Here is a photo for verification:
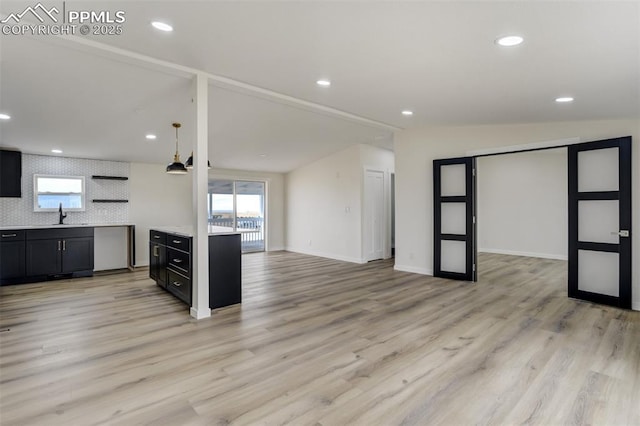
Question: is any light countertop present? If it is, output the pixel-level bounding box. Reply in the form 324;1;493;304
151;225;242;237
0;223;134;231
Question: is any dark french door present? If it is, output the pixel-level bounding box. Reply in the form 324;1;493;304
433;157;476;281
568;136;632;308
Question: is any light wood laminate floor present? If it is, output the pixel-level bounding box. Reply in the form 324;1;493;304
1;252;639;425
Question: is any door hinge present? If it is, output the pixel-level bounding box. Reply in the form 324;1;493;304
473;216;476;224
472;168;476;177
473;264;476;272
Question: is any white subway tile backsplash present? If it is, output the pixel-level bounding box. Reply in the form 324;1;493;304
0;154;130;226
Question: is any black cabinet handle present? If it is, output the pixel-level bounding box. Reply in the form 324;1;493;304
172;240;181;244
172;281;182;287
154;235;160;239
58;240;62;251
1;234;17;238
63;240;66;251
172;258;182;263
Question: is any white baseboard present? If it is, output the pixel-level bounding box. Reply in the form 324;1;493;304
394;264;433;276
285;246;366;264
479;248;567;261
267;246;285;252
633;299;640;312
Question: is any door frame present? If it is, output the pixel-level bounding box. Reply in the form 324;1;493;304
567;136;632;308
363;168;386;262
433;157;477;281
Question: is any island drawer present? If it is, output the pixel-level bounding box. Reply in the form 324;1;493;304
167;269;191;305
150;230;166;245
167;247;190;276
167;234;190;251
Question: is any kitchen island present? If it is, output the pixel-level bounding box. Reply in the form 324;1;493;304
149;227;241;310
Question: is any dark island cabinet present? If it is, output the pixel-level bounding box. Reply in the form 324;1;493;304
149;235;167;289
149;230;241;310
1;227;94;285
0;231;26;282
210;234;242;309
149;230;190;305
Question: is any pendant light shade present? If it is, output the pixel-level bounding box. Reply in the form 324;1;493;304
166;123;187;175
185;151;211;170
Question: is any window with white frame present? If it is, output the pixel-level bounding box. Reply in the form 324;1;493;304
33;175;86;212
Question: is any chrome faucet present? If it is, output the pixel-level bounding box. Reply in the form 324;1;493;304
58;203;67;225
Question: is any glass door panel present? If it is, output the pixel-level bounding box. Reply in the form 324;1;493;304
568;137;631;308
236;181;265;252
434;157;476;281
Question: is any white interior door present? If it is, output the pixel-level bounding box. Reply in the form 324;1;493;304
364;170;384;261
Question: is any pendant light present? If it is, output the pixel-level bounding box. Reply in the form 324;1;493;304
166;122;188;174
185;152;211;170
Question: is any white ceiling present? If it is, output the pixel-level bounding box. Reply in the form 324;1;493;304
1;1;638;172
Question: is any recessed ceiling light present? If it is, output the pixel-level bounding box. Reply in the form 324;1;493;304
555;97;574;103
0;113;10;120
496;35;524;47
151;21;173;32
51;149;63;154
401;110;413;116
316;79;331;87
259;154;268;158
145;134;157;140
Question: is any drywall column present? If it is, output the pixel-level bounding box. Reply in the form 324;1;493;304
191;72;211;320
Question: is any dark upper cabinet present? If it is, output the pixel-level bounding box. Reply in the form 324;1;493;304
0;150;22;198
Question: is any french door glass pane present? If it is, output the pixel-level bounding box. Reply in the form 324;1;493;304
440;164;466;196
578;250;619;297
578;148;619;192
441;240;466;273
578;200;619;244
236;181;265;252
209;180;234;232
441;203;466;235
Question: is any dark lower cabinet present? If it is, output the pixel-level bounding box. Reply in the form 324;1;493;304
26;229;94;278
26;239;61;276
1;227;94;285
0;231;26;282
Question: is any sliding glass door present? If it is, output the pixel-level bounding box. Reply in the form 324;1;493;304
209;180;265;252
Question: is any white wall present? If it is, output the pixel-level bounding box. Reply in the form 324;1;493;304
394;119;640;310
477;149;567;260
130;163;286;266
129;163;192;266
285;144;394;263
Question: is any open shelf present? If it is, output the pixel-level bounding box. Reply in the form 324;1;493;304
91;175;128;181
